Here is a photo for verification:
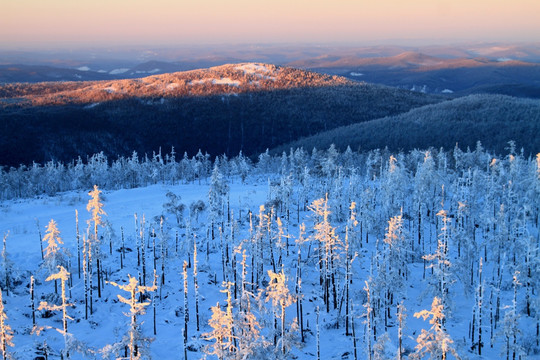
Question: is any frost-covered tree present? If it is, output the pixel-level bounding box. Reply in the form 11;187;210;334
381;154;409;219
413;297;459;360
397;302;406;360
500;272;525;360
204;301;235;360
383;210;408;290
309;196;342;312
0;233;13;296
0;288;14;360
162;191;185;225
364;280;374;360
256;149;272;174
209;162;229;240
108;275;157;360
37;266;76;359
204;281;237;360
423;209;454;314
266;269;296;356
189;200;206;223
87;185;107;298
41;220;68;293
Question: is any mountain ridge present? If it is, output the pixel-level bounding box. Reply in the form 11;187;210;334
287;51;539;70
0;63;354;107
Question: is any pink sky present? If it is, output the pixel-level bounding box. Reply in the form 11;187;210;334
2;0;540;48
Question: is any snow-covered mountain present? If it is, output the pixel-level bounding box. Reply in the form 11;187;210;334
0;63;352;107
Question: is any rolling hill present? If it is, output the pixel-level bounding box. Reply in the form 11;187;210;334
273;94;540;156
0;63;443;167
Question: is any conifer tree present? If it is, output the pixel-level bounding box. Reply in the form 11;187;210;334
204;301;235;360
109;274;157;360
1;233;12;296
38;266;73;359
309;196;341;312
424;208;454;314
75;210;81;278
295;223;306;342
83;233;90;319
364;280;373;360
42;220;68;293
413;297;459;360
501;272;524;360
236;257;265;359
0;288;14;360
209;162;229;241
87;185;106;298
266;269;296;356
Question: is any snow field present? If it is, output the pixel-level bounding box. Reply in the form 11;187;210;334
0;147;538;359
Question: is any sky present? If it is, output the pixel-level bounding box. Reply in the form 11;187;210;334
2;0;540;49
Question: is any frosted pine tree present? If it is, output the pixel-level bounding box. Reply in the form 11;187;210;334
209;162;229;241
87;185;107;298
500;272;524;360
382;210;408;303
0;233;12;296
37;266;79;358
108;275;157;360
309;196;342;312
363;280;374;360
424;208;454;315
266;269;296;356
204;281;237;359
41;219;68;294
413;297;459;360
204;302;235;360
397;302;406;360
0;288;14;360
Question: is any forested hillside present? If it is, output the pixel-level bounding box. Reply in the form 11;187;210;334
0;64;442;166
276;94;540;156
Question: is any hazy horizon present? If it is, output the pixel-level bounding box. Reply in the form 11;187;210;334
3;0;540;50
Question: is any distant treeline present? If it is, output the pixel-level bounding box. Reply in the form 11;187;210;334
0;141;536;200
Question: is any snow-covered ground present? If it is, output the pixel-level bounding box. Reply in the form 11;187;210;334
109;68;130;75
235;63;277;80
1;182;269;359
0;149;539;359
189;78;241;87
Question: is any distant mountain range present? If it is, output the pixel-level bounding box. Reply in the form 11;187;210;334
2;49;539;99
0;59;235;84
287;52;540;98
0;64;443;166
